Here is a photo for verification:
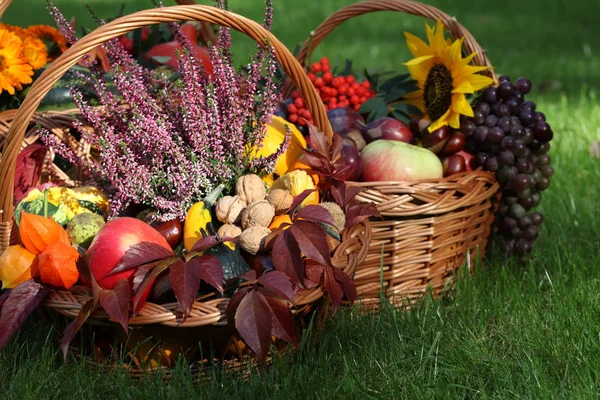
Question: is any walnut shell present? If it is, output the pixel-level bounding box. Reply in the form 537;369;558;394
217;224;242;239
267;189;293;215
241;200;275;230
239;226;271;255
215;195;246;224
235;174;266;204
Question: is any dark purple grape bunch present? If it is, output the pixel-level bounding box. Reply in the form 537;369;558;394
461;76;553;258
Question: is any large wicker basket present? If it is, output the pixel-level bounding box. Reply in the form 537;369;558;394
294;0;500;310
0;4;370;373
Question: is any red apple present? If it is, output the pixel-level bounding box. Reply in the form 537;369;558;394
360;140;443;182
327;107;365;133
87;217;172;290
364;117;413;143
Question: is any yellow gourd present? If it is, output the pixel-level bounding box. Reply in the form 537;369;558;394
248;115;307;177
183;185;224;252
270;170;319;207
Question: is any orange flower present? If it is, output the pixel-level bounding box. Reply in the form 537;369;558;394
0;29;33;95
27;25;68;61
22;35;48;69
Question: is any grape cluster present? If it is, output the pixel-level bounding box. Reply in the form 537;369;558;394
462;76;553;257
285;57;376;126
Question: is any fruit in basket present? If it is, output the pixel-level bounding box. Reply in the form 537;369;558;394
19;212;70;255
38;241;80;289
421;126;451;154
239;226;271;255
456;151;473;171
0;245;39;289
87;217;172;290
341;127;367;151
149;219;183;249
342;144;362;181
183;185;224;252
241;200;275;230
268;214;292;230
364;117;413;143
442;154;467;177
215;195;247;225
204;243;250;282
235;174;267;204
266;189;293;214
327;107;365;133
270;170;318;207
360;140;443;182
247;116;307;177
66;212;106;249
217;224;242;239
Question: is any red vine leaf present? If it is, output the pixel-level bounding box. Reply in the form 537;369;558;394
333;268;357;304
307;123;330;158
0;280;50;350
132;256;179;313
305;260;326;285
0;290;11;308
289;221;332;267
302;151;331;172
258;271;294;303
13;144;48;205
192;255;224;294
99;279;131;333
240;270;257;283
324;269;343;316
264;295;296;346
108;242;174;276
235;290;272;362
295;205;336;227
289;189;316;216
226;286;251;328
272;230;304;286
330;132;344;163
60;298;99;359
345;203;380;228
330;181;362;209
168;259;200;320
190;234;236;253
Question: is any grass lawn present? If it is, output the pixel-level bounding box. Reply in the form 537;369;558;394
2;0;600;398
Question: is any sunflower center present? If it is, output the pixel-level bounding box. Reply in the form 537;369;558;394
423;63;453;121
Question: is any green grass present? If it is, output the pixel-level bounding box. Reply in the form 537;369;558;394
2;0;600;398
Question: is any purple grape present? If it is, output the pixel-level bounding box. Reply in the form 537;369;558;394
534;142;550;155
499;150;515;166
498;75;511;83
488;127;505;144
517;238;533;254
514;174;531;191
534;112;546;122
517;188;531;200
522;101;536;111
473;110;486;125
519;110;534;126
511;227;524;238
485;156;499;171
522;128;534;145
510;125;525;138
483;87;497;103
533;121;553;142
538;154;550;166
541;165;554;177
502;217;518;230
536;177;550;191
498;117;512;133
498;82;515;100
485;115;499;128
509;204;526;219
501;136;515;150
515;78;532;94
497;104;511;118
475;152;488;167
462;120;476;136
503;239;516;254
474;126;489;143
513;140;527;157
523;225;538;240
516;159;530;173
531;192;541;207
505;98;520;111
477;103;491;116
504;166;518;181
520;196;534;209
530;212;544;225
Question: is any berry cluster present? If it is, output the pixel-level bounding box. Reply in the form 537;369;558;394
462;76;553;258
286;57;376;125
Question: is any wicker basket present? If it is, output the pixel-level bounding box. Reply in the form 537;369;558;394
0;4;370;372
293;0;500;310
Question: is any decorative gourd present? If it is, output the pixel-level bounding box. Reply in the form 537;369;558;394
248;115;307;177
268;214;292;230
203;243;250;282
183;185;224;252
270;170;319;207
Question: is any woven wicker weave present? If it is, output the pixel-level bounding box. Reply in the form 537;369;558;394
0;4;370;369
293;0;500;309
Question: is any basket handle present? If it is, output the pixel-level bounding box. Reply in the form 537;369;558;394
291;0;494;93
0;5;332;250
0;0;11;19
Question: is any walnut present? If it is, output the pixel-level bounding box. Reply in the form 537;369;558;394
217;224;242;239
318;202;346;233
241;200;275;230
239;226;271;255
215;195;246;224
235;174;266;204
267;189;293;214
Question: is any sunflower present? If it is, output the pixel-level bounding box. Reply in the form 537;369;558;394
403;20;494;132
0;29;34;95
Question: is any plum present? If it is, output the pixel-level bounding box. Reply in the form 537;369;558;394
364;117;413;143
342;144;362;181
327;107;365;133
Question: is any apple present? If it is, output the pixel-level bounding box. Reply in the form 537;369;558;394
360;140;443;182
327;107;365;133
364;117;413;143
87;217;172;290
342;144;362;181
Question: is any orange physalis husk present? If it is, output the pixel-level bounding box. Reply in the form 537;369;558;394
38;241;80;289
19;211;70;255
0;245;39;289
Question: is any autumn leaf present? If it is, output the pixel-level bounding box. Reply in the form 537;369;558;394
99;279;131;333
108;242;175;277
258;271;294;303
0;245;39;289
305;260;327;286
345;203;380;228
272;230;304;286
307;123;330;157
235;290;272;362
289;222;332;267
295;205;336;227
324;269;343;315
190;234;236;253
13;144;48;205
0;280;50;350
132;256;179;313
38;241;80;289
226;286;251;328
264;295;297;346
0;290;10;307
60;298;99;359
288;189;317;216
333;268;357;304
330;181;362;209
19;212;70;255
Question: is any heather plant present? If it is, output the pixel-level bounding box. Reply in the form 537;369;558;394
42;0;287;221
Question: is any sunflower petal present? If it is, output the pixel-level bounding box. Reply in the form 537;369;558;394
404;32;431;58
428;108;451;132
465;74;494;92
430;20;447;57
404;54;435;66
448;111;461;129
454;65;490;80
447;38;464;64
452;93;474;117
452;80;474;94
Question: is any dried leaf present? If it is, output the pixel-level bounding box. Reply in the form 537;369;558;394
235;290;272;362
333;268;357;304
108;242;175;277
226;286;251;328
0;245;39;289
289;222;332;267
60;298;98;359
133;257;179;313
264;295;297;346
38;241;80;289
258;271;294;303
13;144;48;205
19;212;70;255
272;230;304;286
99;279;131;333
324;269;343;316
0;280;50;350
288;189;316;216
295;205;336;227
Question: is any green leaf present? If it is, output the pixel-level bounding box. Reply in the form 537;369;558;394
358;96;387;114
